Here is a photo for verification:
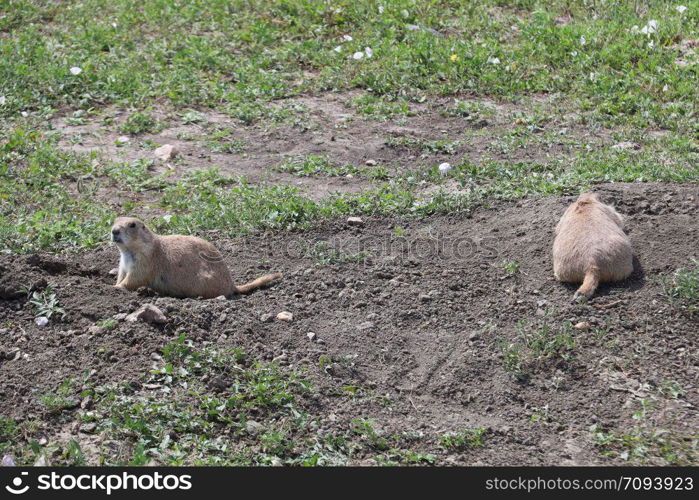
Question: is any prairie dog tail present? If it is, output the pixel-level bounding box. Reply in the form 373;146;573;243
574;267;599;302
233;273;282;294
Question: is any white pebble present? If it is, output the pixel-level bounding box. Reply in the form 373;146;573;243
438;162;452;174
277;311;293;322
154;144;179;161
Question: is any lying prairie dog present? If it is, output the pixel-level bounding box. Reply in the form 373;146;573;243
110;217;281;298
552;192;633;301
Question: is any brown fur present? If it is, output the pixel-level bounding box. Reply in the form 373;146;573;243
552;193;633;301
111;217;281;298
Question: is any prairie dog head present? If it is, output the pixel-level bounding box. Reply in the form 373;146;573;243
557;191;625;232
111;217;154;251
576;192;601;204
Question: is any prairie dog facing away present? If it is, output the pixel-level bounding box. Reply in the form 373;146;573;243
111;217;281;298
553;192;633;301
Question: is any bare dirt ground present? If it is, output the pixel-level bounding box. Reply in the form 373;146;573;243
53;92;608;200
1;181;697;465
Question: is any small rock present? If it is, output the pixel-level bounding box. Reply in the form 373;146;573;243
469;331;480;341
80;423;97;433
209;376;230;391
365;159;377;166
611;141;639;151
246;420;264;434
38;437;48;446
260;313;274;323
150;352;162;361
419;294;433;302
307;332;317;341
272;353;288;363
87;325;104;335
108;268;119;276
438;162;452;174
277;311;293;322
34;454;48;467
112;313;127;321
115;135;130;145
215;295;227;301
35;316;49;327
2;455;16;466
154;144;180;161
347;216;364;226
573;321;591;331
125;304;167;324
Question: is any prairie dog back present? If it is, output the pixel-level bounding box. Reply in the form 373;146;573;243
553;192;633;300
151;234;233;298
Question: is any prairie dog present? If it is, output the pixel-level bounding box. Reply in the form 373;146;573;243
111;217;281;299
552;192;633;301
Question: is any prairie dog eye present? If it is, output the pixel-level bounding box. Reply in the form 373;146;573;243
129;222;136;228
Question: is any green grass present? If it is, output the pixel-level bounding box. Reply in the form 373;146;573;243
2;120;697;254
27;284;66;319
118;110;164;135
96;318;119;331
274;154;358;177
307;240;371;266
590;399;699;465
386;135;460;155
0;416;18;455
501;260;521;276
39;378;78;415
1;1;698;254
440;99;494;122
1;334;480;465
350;94;415;121
662;259;699;318
205;128;247;154
500;316;577;381
439;428;487;450
1;1;697;131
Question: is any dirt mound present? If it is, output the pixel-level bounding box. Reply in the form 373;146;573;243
1;182;697;465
